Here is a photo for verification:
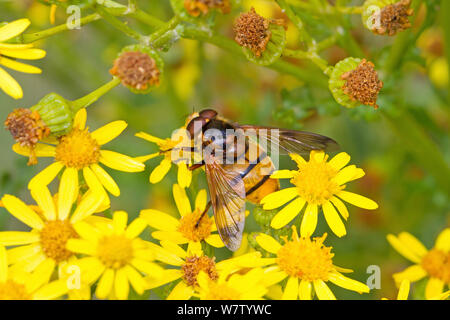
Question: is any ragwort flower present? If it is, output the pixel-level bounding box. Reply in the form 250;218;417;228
13;108;145;198
255;227;370;300
387;228;450;299
261;151;378;238
66;210;163;300
0;19;46;99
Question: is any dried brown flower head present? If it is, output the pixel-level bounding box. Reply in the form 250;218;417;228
341;59;383;109
234;8;285;57
184;0;231;17
110;51;160;91
5;108;50;165
372;0;414;36
181;255;219;287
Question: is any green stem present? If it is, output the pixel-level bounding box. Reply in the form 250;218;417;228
335;6;363;14
283;48;329;72
95;5;146;42
316;34;338;51
148;16;180;46
71;77;121;111
20;13;102;43
381;110;450;194
443;0;450;99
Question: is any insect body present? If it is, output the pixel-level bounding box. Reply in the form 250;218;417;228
185;109;338;251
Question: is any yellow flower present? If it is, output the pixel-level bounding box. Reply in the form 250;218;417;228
13;108;145;199
387;228;450;299
255;227;370;300
135;129;192;188
195;267;268;300
0;245;69;300
140;184;225;248
260;151;378;238
0;19;46;99
146;240;268;300
66;210;163;300
382;279;450;300
0;186;106;288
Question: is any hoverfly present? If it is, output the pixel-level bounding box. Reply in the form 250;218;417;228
183;109;338;251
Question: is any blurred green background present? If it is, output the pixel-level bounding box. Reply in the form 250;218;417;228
0;0;448;299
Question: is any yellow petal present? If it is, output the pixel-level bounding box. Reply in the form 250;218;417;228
270;170;296;179
1;194;44;230
173;184;191;217
329;196;349;220
100;150;145;172
90;164;120;197
160;240;187;259
300;203;318;237
177;162;192;188
32;280;68;300
0;56;41;74
28;258;55;293
6;244;41;265
167;281;194;300
282;276;298;300
30;187;56;221
113;211;128;234
134;153;160;163
12;143;55;158
140;209;179;231
397;280;410;300
0;19;30;42
322;201;347;238
0;246;7;282
83;166;105;196
328;152;350;170
131;259;163;278
298;279;312;300
195;189;207;212
289;153;306;166
205;234;225;248
328;272;370;294
124;265;145;295
28;162;64;190
338;191;378;210
425;277;444;300
58;168;79;220
149;158;172;183
334;165;365;185
69;191;105;223
435;228;450;251
145;269;182;289
270;197;305;229
313;279;336;300
73;108;86;129
0;66;22;99
387;234;422;263
66;239;96;256
255;233;281;254
135;132;166;145
0;231;40;246
114;268;129;300
72;221;101;242
125;218;147;239
261;187;298;210
91;121;127;145
398;232;428;258
151;230;187;244
393;264;427;283
0;48;46;60
96;269;115;299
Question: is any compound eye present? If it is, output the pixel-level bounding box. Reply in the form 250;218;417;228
199;109;218;120
186;116;206;136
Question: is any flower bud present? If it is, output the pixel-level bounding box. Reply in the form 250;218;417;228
110;45;163;94
233;7;286;66
362;0;413;36
31;92;74;135
253;206;278;228
329;57;383;109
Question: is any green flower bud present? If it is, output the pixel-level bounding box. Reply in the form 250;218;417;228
328;57;383;109
253;206;278;228
110;45;164;94
234;8;286;66
362;0;413;36
31;93;74;136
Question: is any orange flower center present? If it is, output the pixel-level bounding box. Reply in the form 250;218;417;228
0;280;31;300
55;128;100;169
182;255;219;287
97;235;133;269
177;209;213;242
277;234;334;281
291;156;342;205
40;220;78;263
421;249;450;284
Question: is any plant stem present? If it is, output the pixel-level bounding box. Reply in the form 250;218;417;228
335;6;363;14
283;49;329;72
71;77;121;111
